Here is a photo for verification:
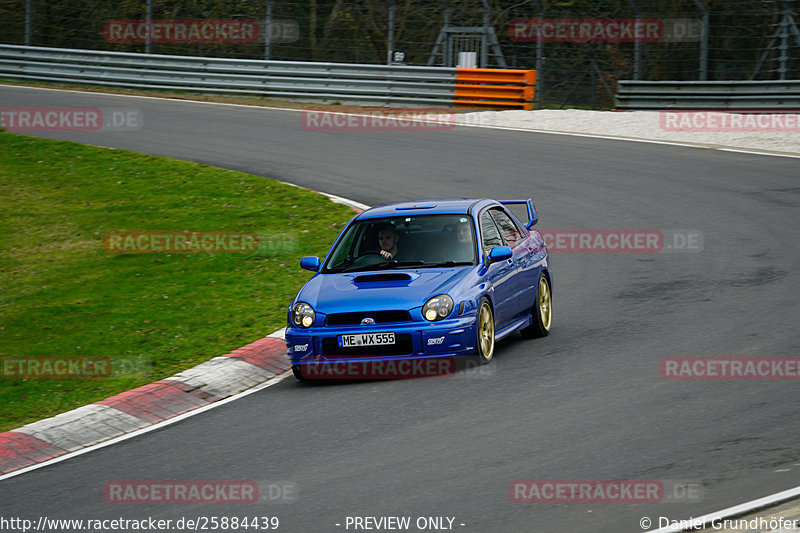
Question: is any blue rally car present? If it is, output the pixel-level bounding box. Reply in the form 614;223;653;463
285;198;551;380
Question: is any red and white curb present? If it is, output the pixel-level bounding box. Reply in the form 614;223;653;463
0;330;289;476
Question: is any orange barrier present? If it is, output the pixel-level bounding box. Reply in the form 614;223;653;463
455;68;536;110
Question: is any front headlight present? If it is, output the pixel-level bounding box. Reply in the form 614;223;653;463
291;302;316;328
423;294;454;321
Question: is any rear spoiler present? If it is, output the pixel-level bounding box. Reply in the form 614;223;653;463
500;198;538;229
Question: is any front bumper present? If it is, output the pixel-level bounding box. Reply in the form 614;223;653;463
285;315;478;365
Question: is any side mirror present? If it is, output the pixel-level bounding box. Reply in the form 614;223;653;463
488;246;512;263
300;256;321;272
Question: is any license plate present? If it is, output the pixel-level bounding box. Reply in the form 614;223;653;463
338;332;395;347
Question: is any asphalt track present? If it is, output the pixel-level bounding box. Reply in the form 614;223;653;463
1;85;798;533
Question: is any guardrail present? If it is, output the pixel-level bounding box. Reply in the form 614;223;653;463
0;44;456;106
0;44;537;109
616;80;800;109
455;68;536;110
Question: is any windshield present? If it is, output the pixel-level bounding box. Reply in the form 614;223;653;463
322;214;477;273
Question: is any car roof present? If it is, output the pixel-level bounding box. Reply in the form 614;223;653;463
357;198;497;219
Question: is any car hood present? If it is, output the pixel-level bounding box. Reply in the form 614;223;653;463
296;268;472;314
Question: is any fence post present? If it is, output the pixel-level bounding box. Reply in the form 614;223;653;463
778;1;790;80
692;0;709;80
480;0;489;67
531;0;544;108
25;0;32;46
387;0;395;65
443;0;452;67
265;0;273;60
626;0;642;80
145;0;152;54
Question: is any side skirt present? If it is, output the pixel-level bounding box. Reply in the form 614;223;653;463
495;316;532;341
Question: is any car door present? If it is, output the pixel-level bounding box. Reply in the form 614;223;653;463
479;209;517;328
489;208;537;321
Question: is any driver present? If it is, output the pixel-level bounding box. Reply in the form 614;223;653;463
450;220;475;263
378;224;404;260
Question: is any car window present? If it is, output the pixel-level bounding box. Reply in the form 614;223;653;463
328;227;357;265
480;210;503;253
489;208;526;250
322;214;477;272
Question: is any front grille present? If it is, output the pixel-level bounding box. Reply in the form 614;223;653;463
322;334;414;357
326;310;412;326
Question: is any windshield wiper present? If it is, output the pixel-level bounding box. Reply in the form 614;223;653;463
423;261;474;267
340;262;388;273
389;261;426;268
340;260;426;273
336;260;468;273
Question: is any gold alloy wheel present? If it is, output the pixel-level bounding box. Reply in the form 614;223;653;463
538;276;552;331
478;301;495;360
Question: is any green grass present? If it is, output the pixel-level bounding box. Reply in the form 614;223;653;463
0;133;356;432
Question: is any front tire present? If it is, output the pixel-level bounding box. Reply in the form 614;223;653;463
291;365;307;381
474;297;495;365
521;272;552;338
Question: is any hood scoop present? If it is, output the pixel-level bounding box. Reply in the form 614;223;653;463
353;273;413;283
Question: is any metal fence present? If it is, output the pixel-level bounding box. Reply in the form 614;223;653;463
0;44;457;105
1;0;798;109
615;80;800;109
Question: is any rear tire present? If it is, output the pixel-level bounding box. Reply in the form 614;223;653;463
474;297;495;365
520;272;552;339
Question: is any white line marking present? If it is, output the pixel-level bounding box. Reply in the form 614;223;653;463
718;147;800;159
267;328;286;339
276;180;370;212
318;192;370;212
0;371;293;481
2;83;798;159
650;484;800;532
